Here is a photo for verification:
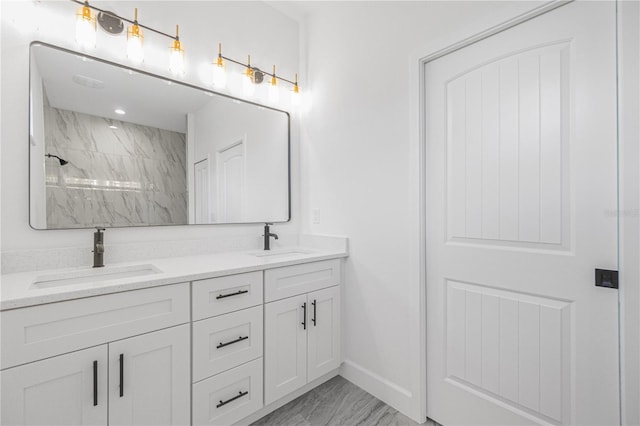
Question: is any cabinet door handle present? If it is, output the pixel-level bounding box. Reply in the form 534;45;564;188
312;299;317;326
216;390;249;408
216;290;249;300
217;335;249;349
93;360;98;406
301;302;307;330
119;353;124;397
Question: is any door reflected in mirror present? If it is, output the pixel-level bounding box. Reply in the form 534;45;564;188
29;42;290;229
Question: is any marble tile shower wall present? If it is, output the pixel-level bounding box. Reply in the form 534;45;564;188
44;107;187;228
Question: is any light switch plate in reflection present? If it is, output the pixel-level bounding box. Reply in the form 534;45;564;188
312;208;320;224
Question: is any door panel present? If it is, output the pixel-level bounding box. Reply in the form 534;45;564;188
264;294;308;405
426;2;618;425
307;286;341;382
0;346;108;426
108;325;190;426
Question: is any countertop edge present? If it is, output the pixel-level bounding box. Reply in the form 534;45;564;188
0;251;348;311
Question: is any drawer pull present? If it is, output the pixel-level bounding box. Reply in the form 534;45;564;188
216;390;249;408
93;360;98;406
216;335;249;349
216;290;249;300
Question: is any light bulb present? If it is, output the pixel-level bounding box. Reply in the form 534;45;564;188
75;3;96;49
169;46;184;76
169;26;184;77
268;65;279;103
213;44;227;88
127;9;144;64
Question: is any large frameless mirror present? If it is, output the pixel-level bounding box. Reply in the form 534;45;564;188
29;42;290;229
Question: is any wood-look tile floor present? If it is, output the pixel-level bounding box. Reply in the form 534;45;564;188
251;376;439;426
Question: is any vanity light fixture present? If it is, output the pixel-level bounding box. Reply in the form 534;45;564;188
71;1;184;72
169;25;185;76
75;0;96;50
126;8;144;64
212;47;300;104
67;1;301;104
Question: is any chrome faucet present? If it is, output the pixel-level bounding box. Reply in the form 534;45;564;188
263;223;279;250
93;227;105;268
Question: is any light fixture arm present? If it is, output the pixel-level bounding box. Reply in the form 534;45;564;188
218;54;297;86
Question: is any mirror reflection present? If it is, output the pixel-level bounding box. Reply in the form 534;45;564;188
29;43;290;230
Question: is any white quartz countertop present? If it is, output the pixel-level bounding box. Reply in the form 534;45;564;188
0;246;348;311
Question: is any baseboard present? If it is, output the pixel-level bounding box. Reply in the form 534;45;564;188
236;369;340;425
340;359;423;423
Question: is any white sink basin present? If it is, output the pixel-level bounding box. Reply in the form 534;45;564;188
32;264;162;289
251;249;313;259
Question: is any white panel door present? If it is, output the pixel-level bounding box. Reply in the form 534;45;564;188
264;294;308;405
1;346;108;426
216;141;245;222
307;286;341;382
425;2;618;425
108;325;190;426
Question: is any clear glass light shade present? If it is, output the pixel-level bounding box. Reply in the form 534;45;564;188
291;87;301;106
75;6;96;49
242;73;255;97
213;63;227;88
127;25;144;64
169;41;184;76
268;83;279;103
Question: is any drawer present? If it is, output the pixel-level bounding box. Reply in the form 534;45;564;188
264;259;341;302
193;305;263;381
192;358;263;426
192;271;263;320
1;283;190;370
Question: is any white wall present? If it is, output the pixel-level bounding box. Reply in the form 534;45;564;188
1;0;300;271
299;1;578;421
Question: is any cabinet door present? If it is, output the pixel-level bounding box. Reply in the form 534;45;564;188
108;325;190;426
0;346;108;426
264;294;308;405
307;286;341;382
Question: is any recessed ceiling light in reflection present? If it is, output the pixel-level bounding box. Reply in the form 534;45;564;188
109;125;118;129
114;109;126;115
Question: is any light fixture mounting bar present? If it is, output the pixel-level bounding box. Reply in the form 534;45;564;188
219;54;297;86
70;0;177;41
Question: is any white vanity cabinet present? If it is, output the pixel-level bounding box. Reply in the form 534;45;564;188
0;283;191;426
264;261;341;405
0;251;347;426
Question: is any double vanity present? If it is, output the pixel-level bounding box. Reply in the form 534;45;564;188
0;241;347;425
